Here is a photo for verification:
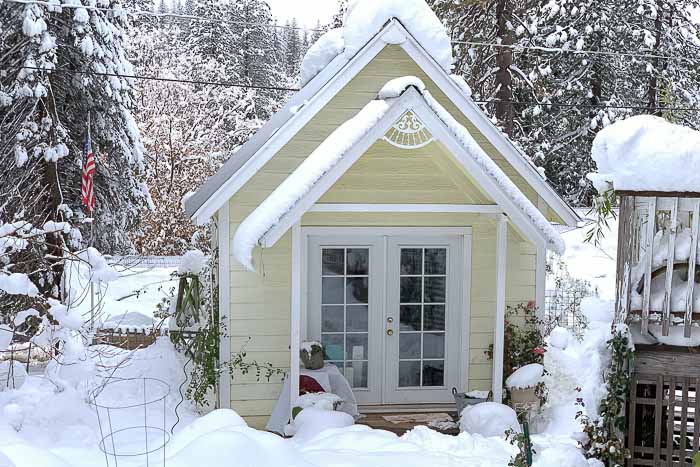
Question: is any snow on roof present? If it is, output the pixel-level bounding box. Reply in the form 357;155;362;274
232;77;565;270
299;0;453;87
589;115;700;194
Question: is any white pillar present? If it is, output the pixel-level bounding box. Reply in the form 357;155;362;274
492;215;508;403
218;206;231;409
289;222;302;419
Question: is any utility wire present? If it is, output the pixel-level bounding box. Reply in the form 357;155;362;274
6;0;700;63
10;65;300;92
6;65;700;113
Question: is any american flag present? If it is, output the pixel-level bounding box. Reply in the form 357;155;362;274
81;133;96;214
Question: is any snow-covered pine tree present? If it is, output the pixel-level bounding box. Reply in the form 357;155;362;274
284;19;302;77
331;0;348;29
0;0;150;261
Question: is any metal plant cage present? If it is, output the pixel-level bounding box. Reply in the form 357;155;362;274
90;377;171;467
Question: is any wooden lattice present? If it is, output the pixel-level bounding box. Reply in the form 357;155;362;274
627;347;700;466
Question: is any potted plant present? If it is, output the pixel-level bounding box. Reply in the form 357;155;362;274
300;341;324;370
506;363;544;409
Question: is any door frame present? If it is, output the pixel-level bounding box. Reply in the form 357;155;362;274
301;226;472;405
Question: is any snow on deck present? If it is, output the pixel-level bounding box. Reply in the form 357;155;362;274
589;115;700;193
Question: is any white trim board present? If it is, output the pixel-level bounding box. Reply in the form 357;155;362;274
310;204;502;214
217;205;231;409
187;19;578;228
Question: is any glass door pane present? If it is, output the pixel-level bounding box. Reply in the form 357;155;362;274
398;247;447;387
320;247;370;388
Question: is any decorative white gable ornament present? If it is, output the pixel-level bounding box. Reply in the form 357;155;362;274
383;110;434;149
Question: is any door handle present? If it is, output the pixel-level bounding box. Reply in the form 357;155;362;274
386;329;394;336
387;317;394;324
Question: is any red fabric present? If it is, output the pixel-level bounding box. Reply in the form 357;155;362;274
299;375;325;395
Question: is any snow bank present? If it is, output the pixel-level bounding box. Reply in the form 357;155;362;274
300;28;344;87
343;0;453;72
589;115;700;193
299;0;453;87
506;363;544;390
460;402;520;437
233;99;391;270
548;327;571;350
285;407;354;442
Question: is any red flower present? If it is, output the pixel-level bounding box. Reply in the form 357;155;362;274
533;347;545;356
527;300;536;310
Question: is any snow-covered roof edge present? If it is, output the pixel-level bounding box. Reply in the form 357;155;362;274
185;19;578;228
233;78;564;270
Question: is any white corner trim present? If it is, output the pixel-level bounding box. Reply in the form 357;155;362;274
536;245;547;315
492;215;508;403
289;222;302;418
460;232;473;392
217;205;231;409
310;203;502;214
381;20;407;45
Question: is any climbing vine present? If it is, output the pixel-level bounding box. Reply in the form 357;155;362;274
577;329;632;467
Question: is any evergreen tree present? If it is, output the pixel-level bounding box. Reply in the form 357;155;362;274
284;19;302;76
0;0;150;260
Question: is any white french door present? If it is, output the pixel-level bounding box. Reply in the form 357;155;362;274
306;229;470;406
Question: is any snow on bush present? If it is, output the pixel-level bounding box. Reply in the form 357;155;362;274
343;0;453;72
178;249;207;275
588;115;700;193
541;297;614;435
300;28;344;87
505;363;544;389
533;444;590;467
459;402;520;437
296;392;343;411
285;407;354;442
75;247;120;283
548;326;571;350
0;273;38;297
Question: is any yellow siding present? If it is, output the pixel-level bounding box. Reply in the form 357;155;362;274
224;44;542;424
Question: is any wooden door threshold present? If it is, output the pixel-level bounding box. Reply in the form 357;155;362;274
359;403;457;414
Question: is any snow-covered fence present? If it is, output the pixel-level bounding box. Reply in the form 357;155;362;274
106;255;182;269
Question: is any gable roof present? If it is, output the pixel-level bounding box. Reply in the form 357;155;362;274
185;19;579;227
233;81;565;270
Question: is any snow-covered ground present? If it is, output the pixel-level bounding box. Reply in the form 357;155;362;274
64;260;178;331
0;215;616;467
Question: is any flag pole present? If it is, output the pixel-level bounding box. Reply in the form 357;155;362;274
87;111;96;332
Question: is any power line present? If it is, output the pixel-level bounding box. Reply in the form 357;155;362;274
11;65;299;92
6;0;700;64
451;40;698;63
7;65;700;113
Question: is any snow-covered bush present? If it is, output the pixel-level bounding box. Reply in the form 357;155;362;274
460;402;520;437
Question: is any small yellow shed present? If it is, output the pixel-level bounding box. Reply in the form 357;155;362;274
186;4;578;429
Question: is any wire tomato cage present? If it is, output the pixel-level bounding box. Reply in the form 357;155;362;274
89;377;171;467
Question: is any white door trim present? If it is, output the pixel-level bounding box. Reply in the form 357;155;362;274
301;226;472;405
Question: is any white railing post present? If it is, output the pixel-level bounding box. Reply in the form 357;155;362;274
641;198;657;336
662;198;679;336
685;200;700;338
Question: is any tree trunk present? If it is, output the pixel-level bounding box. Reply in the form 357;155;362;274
494;0;515;135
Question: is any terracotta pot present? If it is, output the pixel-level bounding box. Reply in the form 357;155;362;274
509;387;539;406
